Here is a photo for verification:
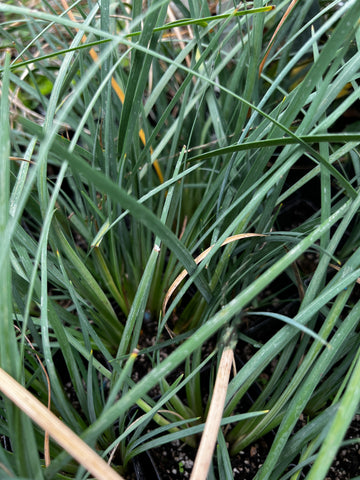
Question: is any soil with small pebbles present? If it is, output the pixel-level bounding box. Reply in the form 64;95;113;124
128;416;360;479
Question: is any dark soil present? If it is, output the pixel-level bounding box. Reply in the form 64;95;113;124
127;413;360;479
229;415;360;480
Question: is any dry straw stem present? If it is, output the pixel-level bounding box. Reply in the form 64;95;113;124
0;367;125;480
166;3;193;69
162;233;266;316
259;0;299;76
190;347;234;480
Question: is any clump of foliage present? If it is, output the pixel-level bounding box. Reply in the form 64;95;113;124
0;0;360;479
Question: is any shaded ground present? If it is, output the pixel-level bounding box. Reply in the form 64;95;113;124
129;413;360;479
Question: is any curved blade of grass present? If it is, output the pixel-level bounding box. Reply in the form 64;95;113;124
189;133;358;199
188;134;360;162
125;5;276;36
278;140;359;206
246;312;329;347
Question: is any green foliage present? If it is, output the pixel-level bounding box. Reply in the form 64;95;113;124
1;0;360;478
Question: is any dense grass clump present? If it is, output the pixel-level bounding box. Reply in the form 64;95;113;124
0;1;360;478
